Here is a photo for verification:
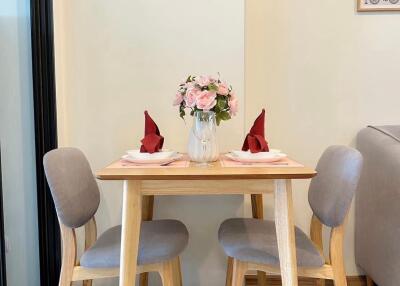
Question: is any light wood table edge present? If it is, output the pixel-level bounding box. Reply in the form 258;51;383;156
95;159;316;181
96;172;316;181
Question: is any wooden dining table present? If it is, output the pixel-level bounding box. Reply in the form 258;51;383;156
96;157;316;286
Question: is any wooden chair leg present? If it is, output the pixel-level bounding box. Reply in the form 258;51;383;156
172;257;183;286
330;226;347;286
59;258;74;286
59;224;76;286
83;218;97;286
159;260;174;286
232;259;247;286
226;257;233;286
366;276;374;286
331;259;347;285
311;215;325;286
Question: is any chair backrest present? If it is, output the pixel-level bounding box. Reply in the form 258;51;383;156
308;145;363;228
43;148;100;228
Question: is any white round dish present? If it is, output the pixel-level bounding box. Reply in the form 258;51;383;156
121;153;183;164
126;149;176;160
230;149;282;160
225;152;287;163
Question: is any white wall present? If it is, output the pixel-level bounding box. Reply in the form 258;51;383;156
54;1;244;285
0;0;40;285
246;0;400;275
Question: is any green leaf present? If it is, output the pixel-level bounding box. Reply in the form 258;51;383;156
215;110;231;126
216;115;222;126
179;105;186;119
208;83;218;92
217;97;227;110
219;111;231;121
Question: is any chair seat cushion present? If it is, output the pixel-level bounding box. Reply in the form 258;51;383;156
218;218;324;268
80;219;188;268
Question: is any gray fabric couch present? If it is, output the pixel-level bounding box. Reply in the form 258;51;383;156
356;125;400;286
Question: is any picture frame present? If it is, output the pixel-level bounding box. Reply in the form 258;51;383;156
358;0;400;12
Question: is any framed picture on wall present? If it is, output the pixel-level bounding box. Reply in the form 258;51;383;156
358;0;400;11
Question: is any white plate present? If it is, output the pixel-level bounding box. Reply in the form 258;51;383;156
121;153;183;164
225;152;287;163
126;149;176;160
230;149;282;160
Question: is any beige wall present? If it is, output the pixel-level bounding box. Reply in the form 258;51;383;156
246;0;400;275
54;1;244;285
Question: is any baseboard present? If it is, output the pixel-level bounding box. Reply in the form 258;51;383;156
245;275;367;286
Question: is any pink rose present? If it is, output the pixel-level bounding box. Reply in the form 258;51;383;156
195;75;215;87
196;91;217;110
185;81;195;89
173;92;184;106
228;93;238;116
184;87;201;108
217;82;229;95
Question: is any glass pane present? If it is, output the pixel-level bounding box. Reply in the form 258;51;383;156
0;0;40;285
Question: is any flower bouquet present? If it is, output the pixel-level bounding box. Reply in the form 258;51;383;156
173;74;238;164
173;75;238;125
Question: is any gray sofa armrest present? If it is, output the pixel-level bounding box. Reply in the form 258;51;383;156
356;125;400;286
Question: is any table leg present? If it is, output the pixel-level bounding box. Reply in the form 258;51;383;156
274;179;298;286
140;196;154;286
120;180;142;286
250;194;268;286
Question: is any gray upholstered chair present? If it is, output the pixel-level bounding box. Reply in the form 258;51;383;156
218;145;363;286
43;147;188;286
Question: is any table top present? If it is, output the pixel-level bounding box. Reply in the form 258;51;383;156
96;158;317;181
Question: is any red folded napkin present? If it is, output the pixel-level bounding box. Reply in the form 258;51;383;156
242;109;269;153
140;111;164;153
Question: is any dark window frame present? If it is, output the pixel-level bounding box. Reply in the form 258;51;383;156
30;0;61;285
